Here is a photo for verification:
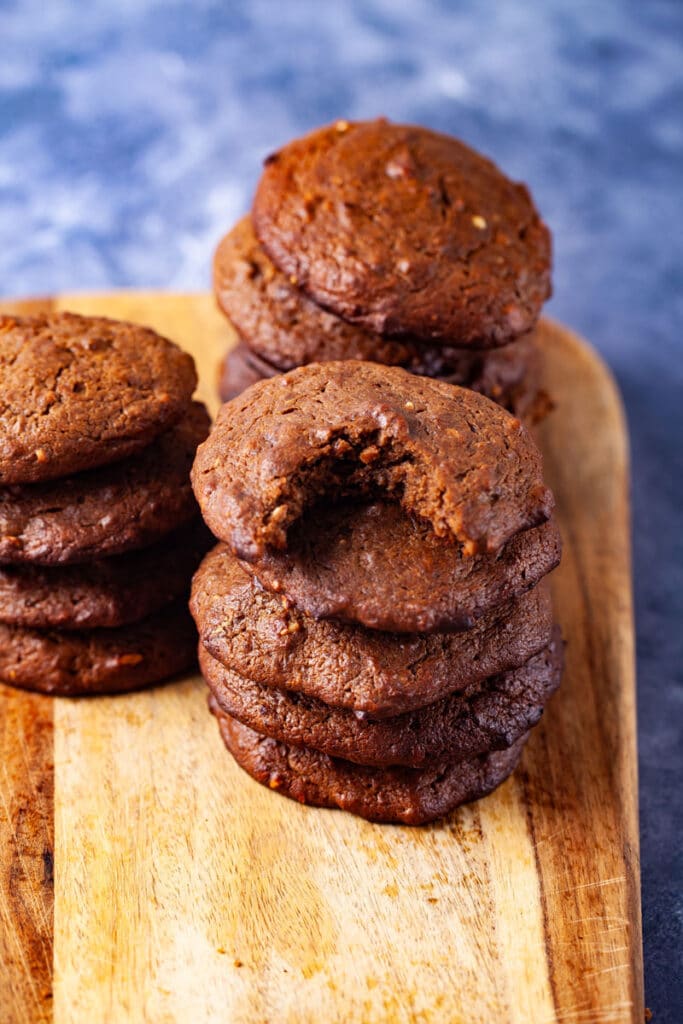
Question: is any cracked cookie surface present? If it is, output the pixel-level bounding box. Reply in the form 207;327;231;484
215;217;540;403
0;518;211;629
253;119;551;347
215;216;420;369
0;312;197;483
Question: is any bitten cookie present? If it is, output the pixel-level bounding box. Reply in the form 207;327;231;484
253;119;551;347
213;708;527;825
202;631;562;768
0;312;197;484
0;600;197;696
0;401;210;565
244;499;561;633
191;545;554;717
192;361;553;560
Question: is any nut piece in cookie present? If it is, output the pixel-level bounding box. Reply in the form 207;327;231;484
0;600;197;696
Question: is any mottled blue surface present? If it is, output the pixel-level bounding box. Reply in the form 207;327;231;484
0;0;681;1015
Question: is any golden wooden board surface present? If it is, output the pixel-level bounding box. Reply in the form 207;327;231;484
0;293;642;1024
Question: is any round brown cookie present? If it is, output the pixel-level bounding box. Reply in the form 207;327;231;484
201;630;562;769
245;500;561;633
252;119;551;347
192;544;556;716
215;217;542;397
217;334;541;420
0;518;212;630
0;600;197;696
0;312;197;484
214;217;419;370
212;707;527;825
0;401;210;565
192;361;554;561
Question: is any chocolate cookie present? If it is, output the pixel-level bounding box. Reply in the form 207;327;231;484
245;500;561;633
192;361;553;560
214;217;419;370
0;600;197;696
217;335;541;420
202;631;562;768
191;545;554;717
0;401;210;565
0;312;197;484
252;119;551;347
213;708;527;825
0;519;211;630
215;218;542;399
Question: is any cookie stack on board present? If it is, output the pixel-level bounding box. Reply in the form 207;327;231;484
0;312;211;696
214;118;552;419
191;360;562;825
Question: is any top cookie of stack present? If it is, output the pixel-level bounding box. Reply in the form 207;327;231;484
215;118;552;417
0;312;211;695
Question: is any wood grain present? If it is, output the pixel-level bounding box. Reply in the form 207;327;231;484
0;294;642;1023
0;687;54;1024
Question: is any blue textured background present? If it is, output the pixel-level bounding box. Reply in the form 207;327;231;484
0;0;681;1016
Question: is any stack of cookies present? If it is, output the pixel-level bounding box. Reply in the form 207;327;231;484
191;361;562;825
214;119;552;419
0;312;211;696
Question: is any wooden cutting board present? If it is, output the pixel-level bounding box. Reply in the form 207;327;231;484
0;293;643;1024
